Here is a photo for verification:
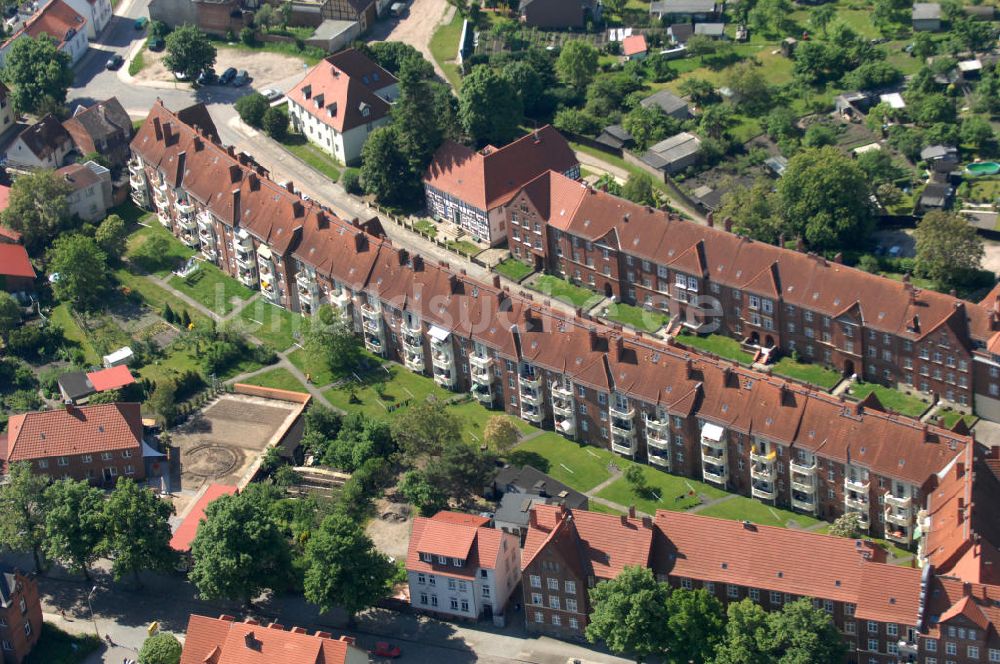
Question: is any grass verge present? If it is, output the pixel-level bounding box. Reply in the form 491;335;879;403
168;262;255;316
279;133;341;182
677;331;755;365
129;43;146;76
771;357;842;390
429;11;465;89
848;383;929;419
495;258;534;283
528;274;603;309
697;495;820;529
241;367;308;392
236;300;306;351
603;302;669;333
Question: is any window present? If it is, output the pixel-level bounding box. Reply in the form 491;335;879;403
57;456;68;466
417;573;425;585
988;648;1000;662
748;588;760;602
122;449;132;458
547;577;559;590
868;639;878;652
968;646;980;659
925;639;937;652
566;598;578;612
530;575;541;588
569;618;579;630
38;459;49;469
770;591;781;605
420;593;428;604
101;452;112;461
82;454;92;463
705;581;715;594
549;596;560;610
447;579;456;591
461;600;469;612
1;641;11;651
824;599;833;614
453;558;463;567
681;578;693;589
947;642;958;656
458;581;466;592
23;621;31;637
531;593;542;605
565;580;576;594
428;575;436;586
551;614;561;627
534;611;544;623
727;584;739;598
845;603;856;617
19;598;26;614
482;586;490;598
845;621;856;635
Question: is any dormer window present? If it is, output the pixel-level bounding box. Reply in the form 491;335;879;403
419;552;432;563
452;558;464;567
437;555;448;565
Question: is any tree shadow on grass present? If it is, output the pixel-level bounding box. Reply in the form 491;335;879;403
506;450;550;473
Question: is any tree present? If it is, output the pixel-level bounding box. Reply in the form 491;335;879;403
915;211;985;288
723;61;771;113
163;24;217;80
101;478;176;588
48;235;111;311
621;173;657;207
556;40;599;92
261;106;288;140
0;462;49;572
766;598;847;663
961;115;994;150
1;170;72;253
398;469;449;515
458;66;523;147
0;35;74;115
586;566;671;662
394;56;454;171
502;60;548;117
189;485;292;605
425;442;496;503
699;104;736;140
0;292;21;342
138;632;182;664
624;464;649;497
360;126;421;206
665;587;725;664
719;178;781;244
762;107;798;141
553;108;601;136
712;599;773;664
43;480;105;580
235;92;269;128
827;512;863;538
802;123;837;148
808;4;835;36
678;77;717;107
603;0;625;18
303;511;394;623
913;94;956;126
483;415;520;455
623;105;678;151
748;0;793;37
95;214;127;260
304;304;362;375
254;3;274;30
775;147;874;250
845;61;902;91
912;31;937;60
390;401;461;458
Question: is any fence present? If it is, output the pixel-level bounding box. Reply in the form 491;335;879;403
366;201;489;263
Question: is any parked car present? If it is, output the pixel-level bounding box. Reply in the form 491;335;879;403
173;70;189;81
133;16;147;29
105;54;124;70
371;642;401;658
148;36;164;51
218;67;237;85
231;69;251;86
389;2;406;16
260;88;282;102
196;69;217;85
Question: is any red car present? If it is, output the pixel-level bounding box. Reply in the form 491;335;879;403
371;642;401;658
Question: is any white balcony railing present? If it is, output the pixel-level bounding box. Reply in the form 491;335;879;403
789;460;817;476
648;450;670;467
791;496;817;513
611;435;637;456
609;404;635;420
845;495;869;511
703;466;727;485
790;478;815;494
845;477;870;493
701;446;726;465
521;405;544;423
751;483;776;501
750;463;775;482
550;381;573;399
885;508;912;527
470;353;491;370
520;373;542;390
884;493;912;509
432;352;454;371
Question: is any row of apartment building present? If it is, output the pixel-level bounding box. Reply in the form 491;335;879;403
127;101;982;549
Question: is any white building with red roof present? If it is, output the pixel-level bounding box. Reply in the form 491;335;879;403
286;48;398;166
180;614;368;664
406;511;521;623
0;243;35;295
0;0;89;66
63;0;112;39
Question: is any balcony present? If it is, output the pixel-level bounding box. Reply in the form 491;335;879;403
845;477;870;493
237;269;257;288
261;281;280;303
611;434;637;456
128;160;143;176
197;212;214;230
701;445;726;465
363;318;382;335
609;403;635;420
550;381;573;400
551;395;574;417
791;495;817;513
884;493;912;509
790;478;815;494
365;335;384;356
885;508;912;527
647;431;670;449
177;214;196;231
750;463;775;482
844;494;869;511
645;416;670;436
361;302;380;320
470;353;491;370
703;465;727;485
129;172;146;190
432;351;454;371
610;420;634;438
648;448;670;468
790;460;817;476
750;449;776;465
520;373;542;390
886;529;912;545
520;387;543;406
176;199;195;215
402;329;423;352
521;404;544;424
897;640;918;658
751;482;776;501
433;366;455;388
331;289;352;309
235;249;253;269
554;413;575;437
201;246;217;261
199;227;216;244
157;212;172;227
179;231;199;248
403;348;425;372
472;384;495;404
297;285;314;306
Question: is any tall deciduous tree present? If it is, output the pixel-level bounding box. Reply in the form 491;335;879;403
394;55;454;171
360;126;420;205
390;401;462;459
48;235;111;311
138;632;182;664
711;598;773;664
304;303;362;376
189;484;292;605
621;173;657;207
766;598;847;663
303;511;394;623
0;462;49;572
586;566;671;662
43;479;106;580
827;512;863;538
556;40;599;92
0;292;21;342
0;35;74;115
458;66;523;147
101;478;176;588
483;416;520;455
1;170;72;253
914;211;984;289
664;587;725;664
163;24;217;80
95;214;128;261
234;93;269;128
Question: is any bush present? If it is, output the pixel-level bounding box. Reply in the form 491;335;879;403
235;93;269;128
262;106;288;140
240;27;255;45
341;168;362;195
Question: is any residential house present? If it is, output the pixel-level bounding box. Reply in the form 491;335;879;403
4;114;74;171
170;484;238;567
0;84;15;137
641;131;702;175
922;144;960;183
488;465;589;509
423;126;579;245
918;182;953;213
913;2;942;31
406;512;521;623
693;22;725;38
595;124;634;151
286;48;398;165
0;568;41;664
519;0;595;28
63;0;112;38
666;22;694;44
649;0;719;22
0;244;34;295
622;34;647;60
56;160;113;221
639;90;692;119
835;91;876;119
62;98;134;169
1;403;146;485
0;0;89;67
57;365;136;404
179;614;368;664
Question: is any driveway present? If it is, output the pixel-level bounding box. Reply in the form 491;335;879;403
369;0;453;81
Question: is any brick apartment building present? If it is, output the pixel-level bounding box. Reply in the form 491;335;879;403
180;614;368;664
502;170;1000;420
522;504;1000;664
1;403;146;486
129;103;978;544
0;568;41;664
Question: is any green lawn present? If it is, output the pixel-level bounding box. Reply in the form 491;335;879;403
236;300;306;351
495;258;534;282
848;383;929;419
697;496;821;529
241;367;308;393
323;364;452;419
280;133;341;182
429;11;465;89
446;399;533;445
511;432;614;493
589;501;625;515
114;269;210;328
413;219;438;238
287;347;337;387
25;623;100;664
447;239;482;256
571;142;677;199
216;40;326;66
126;221;195;277
168;262;255;316
936;408;977;430
129;42;146;75
603;302;670;333
528;274;603;309
596;466;728;516
771;357;842;390
50;303;100;366
677;332;755;365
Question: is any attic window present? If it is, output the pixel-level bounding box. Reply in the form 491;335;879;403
776;571;784;578
742;379;754;390
878;312;886;319
668;249;675;257
859;447;866;454
98;425;104;433
665;385;672;393
812;292;819;300
720;562;728;569
835;580;841;587
372;72;380;81
765;417;773;425
889;597;896;605
721;404;728;412
735;270;741;278
809;430;815;438
531;341;538;349
376;277;383;285
833;298;840;306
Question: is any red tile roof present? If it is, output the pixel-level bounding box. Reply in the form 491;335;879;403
287;49;394;133
85;365;135;392
923;577;1000;644
169;484;237;553
623;34;647;56
407;512;500;580
523;504;654;580
423;126;578;212
180;614;361;664
0;243;34;278
3;403;142;463
21;0;86;46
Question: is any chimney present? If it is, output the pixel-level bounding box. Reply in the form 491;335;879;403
620;514;628;526
956;461;965;479
529;508;538;528
162;121;173;144
623;212;630;223
628;505;636;518
589;327;599;350
950;289;957;297
229;164;242;183
354;233;367;252
339;636;356;646
706;211;714;227
833;252;843;264
153;116;163;141
492;275;500;288
533;130;540;144
723;217;732;232
244;618;260;625
439;260;450;269
641;516;652;529
193;135;204;151
316;211;328;228
244;632;261;651
292;200;304;218
219;615;236;622
285;180;295;193
248;172;260;191
291;627;307;634
267;623;285;630
413;255;424;272
316;631;332;639
398;248;409;265
227;145;236;158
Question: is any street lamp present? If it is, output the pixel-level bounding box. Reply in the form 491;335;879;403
86;585;101;640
